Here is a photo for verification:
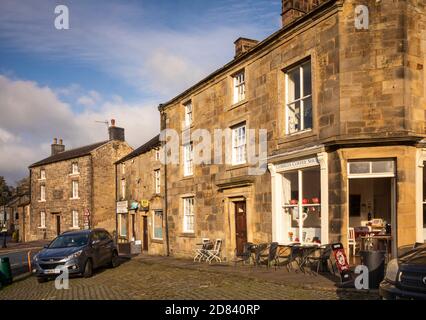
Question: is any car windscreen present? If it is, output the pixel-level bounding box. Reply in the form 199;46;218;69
49;233;89;248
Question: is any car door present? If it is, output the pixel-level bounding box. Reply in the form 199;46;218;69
90;231;102;268
99;231;114;265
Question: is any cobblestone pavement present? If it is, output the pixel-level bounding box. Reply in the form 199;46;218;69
0;257;379;300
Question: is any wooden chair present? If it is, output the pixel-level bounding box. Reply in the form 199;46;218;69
348;227;357;257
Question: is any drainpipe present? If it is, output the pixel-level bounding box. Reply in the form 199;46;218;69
160;108;170;256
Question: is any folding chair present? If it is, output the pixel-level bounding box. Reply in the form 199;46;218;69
206;239;222;264
257;242;279;270
233;242;254;267
193;238;211;262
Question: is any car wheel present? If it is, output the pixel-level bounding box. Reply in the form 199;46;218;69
109;251;119;268
83;259;93;278
37;277;48;283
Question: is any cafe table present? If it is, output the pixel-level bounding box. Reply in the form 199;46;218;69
360;234;392;263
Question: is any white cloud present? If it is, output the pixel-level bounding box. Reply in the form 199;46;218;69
0;75;159;185
77;90;102;107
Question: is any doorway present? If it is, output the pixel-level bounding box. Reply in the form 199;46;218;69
56;215;61;236
142;216;148;251
234;201;247;256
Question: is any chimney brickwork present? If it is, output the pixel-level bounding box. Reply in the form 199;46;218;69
108;119;125;141
234;38;259;58
51;138;65;156
281;0;327;27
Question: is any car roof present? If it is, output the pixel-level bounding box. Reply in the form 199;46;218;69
61;228;108;236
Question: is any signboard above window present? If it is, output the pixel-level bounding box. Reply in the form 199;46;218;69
348;160;395;178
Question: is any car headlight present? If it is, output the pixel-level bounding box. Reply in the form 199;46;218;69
33;254;39;262
385;258;399;283
65;250;83;261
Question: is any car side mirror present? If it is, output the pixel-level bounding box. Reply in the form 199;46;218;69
43;245;49;249
91;240;100;246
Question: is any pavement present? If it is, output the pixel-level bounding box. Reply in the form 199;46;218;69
0;254;380;300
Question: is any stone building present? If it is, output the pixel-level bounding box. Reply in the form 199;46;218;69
115;135;166;255
28;120;133;240
4;191;29;242
158;0;426;260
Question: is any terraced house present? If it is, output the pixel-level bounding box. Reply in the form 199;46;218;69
159;0;426;261
115;135;166;255
28;120;132;240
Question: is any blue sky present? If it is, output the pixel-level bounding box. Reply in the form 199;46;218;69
0;0;281;184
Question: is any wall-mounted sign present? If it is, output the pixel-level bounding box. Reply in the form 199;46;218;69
276;157;319;172
130;201;140;211
117;201;128;214
140;200;150;211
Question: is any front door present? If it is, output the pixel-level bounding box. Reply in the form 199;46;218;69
56;215;61;236
235;201;247;256
142;216;148;251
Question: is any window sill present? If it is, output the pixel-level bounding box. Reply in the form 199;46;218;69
179;233;195;238
38;200;46;203
228;99;248;111
69;173;80;177
227;163;249;171
70;197;80;200
278;130;315;145
181;175;194;181
152;238;163;243
38;227;46;230
38;178;46;182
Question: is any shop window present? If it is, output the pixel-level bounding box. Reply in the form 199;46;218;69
349;195;361;217
285;60;312;134
282;167;321;244
153;211;163;240
119;214;128;237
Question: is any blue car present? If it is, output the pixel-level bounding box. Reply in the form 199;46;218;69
33;229;119;283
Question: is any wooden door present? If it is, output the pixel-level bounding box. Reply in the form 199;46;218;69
56;215;61;236
142;216;148;251
235;201;247;256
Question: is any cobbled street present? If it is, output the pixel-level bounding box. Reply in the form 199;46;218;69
0;256;379;300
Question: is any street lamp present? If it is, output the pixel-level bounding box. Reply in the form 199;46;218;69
1;224;7;248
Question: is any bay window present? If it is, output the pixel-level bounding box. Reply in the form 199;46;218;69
285;60;312;134
282;167;321;243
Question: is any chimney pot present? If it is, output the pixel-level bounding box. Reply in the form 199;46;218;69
51;138;65;156
59;139;63;145
54;138;57;144
111;119;116;127
108;120;125;141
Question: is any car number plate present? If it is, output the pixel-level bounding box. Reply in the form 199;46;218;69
44;269;61;275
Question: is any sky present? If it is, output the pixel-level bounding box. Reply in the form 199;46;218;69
0;0;281;185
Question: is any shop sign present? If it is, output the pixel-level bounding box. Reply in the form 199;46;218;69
331;243;352;283
117;201;128;214
140;200;150;211
130;201;140;211
276;157;319;172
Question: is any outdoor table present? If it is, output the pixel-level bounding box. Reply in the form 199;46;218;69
360;235;392;263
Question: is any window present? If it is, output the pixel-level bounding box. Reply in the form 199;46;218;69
40;185;46;201
232;124;246;165
183;197;195;233
71;163;79;174
233;71;246;103
121;179;126;199
285;60;312;134
72;210;79;228
119;214;127;237
282;167;321;244
155;148;161;161
153;210;163;240
348;160;395;178
72;180;79;199
122;163;126;175
40;211;46;228
40;169;46;180
184;101;193;127
154;169;161;194
183;142;194;176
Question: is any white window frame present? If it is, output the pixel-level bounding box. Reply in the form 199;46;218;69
154;169;161;194
122;163;126;175
71;180;79;199
152;210;163;240
40;169;46;180
72;210;79;229
40;185;46;202
285;60;312;135
183;142;194;176
71;162;79;175
184;101;193;127
347;160;396;179
183;197;195;233
233;70;246;104
232;124;247;165
121;179;126;199
119;214;127;237
39;211;46;229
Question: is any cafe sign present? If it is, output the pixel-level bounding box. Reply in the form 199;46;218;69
276;157;319;172
116;200;128;214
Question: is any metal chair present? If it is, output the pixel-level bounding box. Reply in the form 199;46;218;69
233;242;254;267
193;238;211;262
304;244;336;275
206;239;222;264
255;243;279;269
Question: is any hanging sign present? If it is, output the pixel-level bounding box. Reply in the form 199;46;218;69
331;243;352;283
117;201;128;214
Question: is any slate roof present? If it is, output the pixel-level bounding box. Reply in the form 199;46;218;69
29;141;109;168
116;135;160;164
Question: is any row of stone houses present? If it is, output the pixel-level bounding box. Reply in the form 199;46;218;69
23;0;426;261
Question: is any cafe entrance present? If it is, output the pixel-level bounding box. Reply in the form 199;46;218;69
347;160;397;258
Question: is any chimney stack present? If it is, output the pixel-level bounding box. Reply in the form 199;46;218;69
108;119;125;141
234;38;259;58
51;138;65;156
281;0;326;27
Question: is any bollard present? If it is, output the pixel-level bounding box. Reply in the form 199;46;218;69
27;250;32;273
0;257;13;285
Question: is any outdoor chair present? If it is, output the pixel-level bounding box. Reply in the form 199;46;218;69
233;242;254;267
193;239;212;262
304;244;336;275
205;239;222;264
255;242;279;269
276;245;298;272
